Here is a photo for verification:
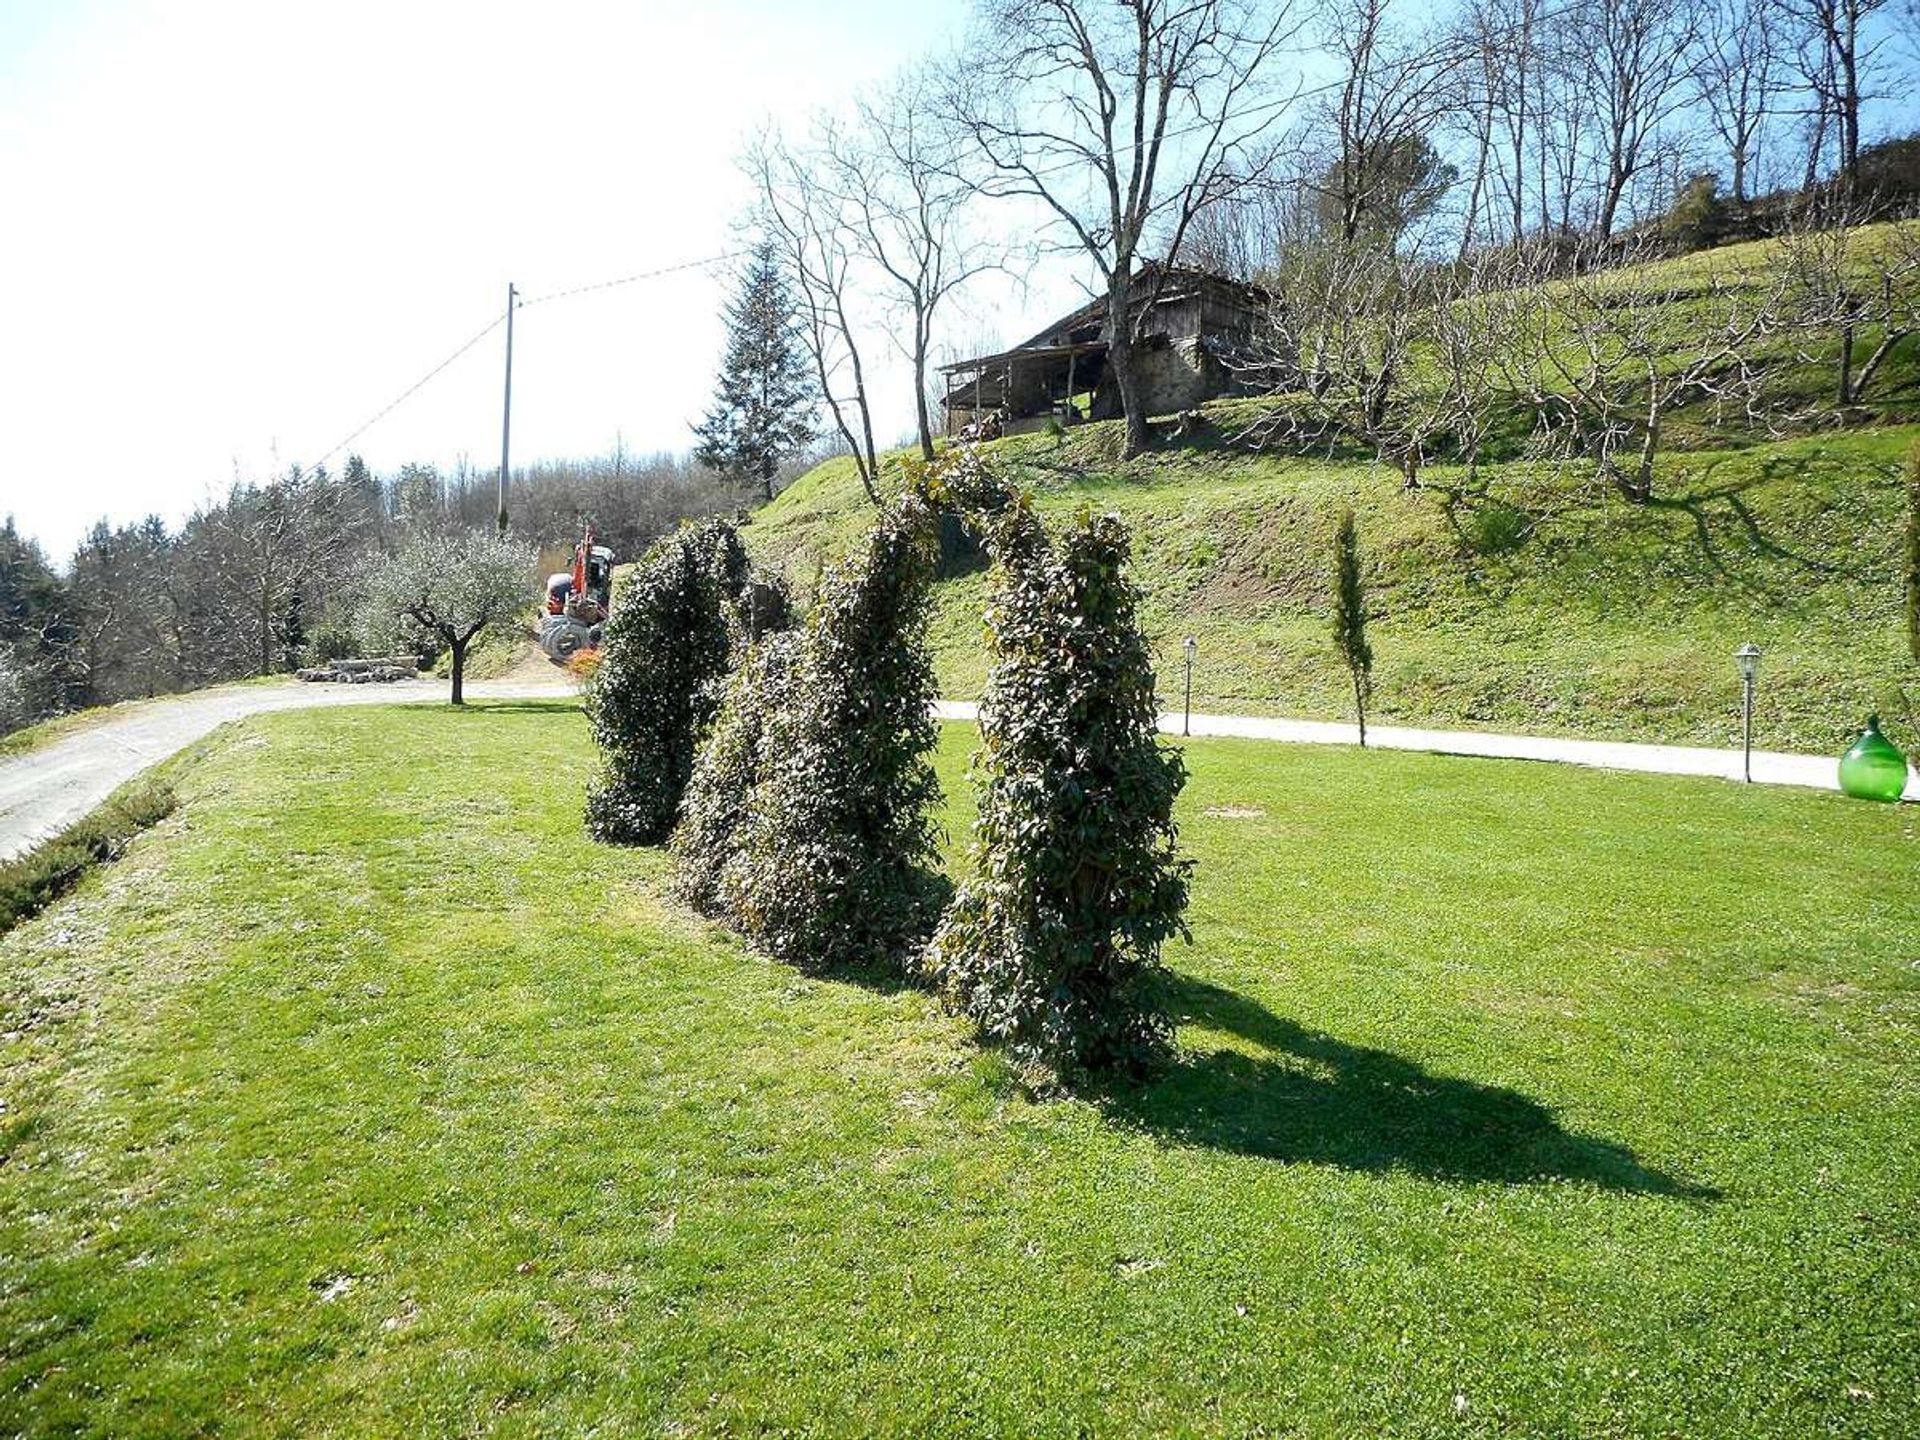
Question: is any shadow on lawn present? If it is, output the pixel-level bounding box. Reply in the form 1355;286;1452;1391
1105;978;1716;1198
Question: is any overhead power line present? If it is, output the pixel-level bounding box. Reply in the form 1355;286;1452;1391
517;250;746;308
291;312;505;482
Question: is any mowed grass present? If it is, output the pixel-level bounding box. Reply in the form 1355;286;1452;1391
2;704;1916;1437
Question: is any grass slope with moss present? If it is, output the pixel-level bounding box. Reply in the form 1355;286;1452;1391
2;703;1915;1436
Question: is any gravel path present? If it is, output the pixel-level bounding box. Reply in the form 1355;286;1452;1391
4;682;1905;865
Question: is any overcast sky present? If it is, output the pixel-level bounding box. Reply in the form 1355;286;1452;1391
0;0;1074;560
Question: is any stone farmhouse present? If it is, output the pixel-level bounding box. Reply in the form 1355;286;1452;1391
940;265;1274;436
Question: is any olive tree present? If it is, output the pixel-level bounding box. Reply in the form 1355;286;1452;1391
357;529;535;705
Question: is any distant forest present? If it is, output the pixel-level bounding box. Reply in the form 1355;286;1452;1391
0;446;829;733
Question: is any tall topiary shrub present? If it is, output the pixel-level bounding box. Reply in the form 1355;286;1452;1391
585;518;749;844
670;630;803;917
1331;506;1374;747
721;494;943;975
923;477;1191;1086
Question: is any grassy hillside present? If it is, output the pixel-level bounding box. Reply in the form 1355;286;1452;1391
3;705;1915;1434
745;226;1920;757
750;428;1919;755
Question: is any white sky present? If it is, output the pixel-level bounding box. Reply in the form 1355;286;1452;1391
0;0;1076;560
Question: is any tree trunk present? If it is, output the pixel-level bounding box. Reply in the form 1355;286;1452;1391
1107;274;1152;460
449;633;468;706
258;582;272;677
1837;323;1856;405
913;329;935;463
1352;669;1368;748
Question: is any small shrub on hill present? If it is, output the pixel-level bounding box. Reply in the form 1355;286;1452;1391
585;518;748;845
721;494;943;975
923;464;1191;1085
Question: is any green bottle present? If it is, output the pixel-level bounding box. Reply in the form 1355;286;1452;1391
1837;716;1911;803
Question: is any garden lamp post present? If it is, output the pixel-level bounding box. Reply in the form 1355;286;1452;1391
1182;635;1197;737
1735;644;1762;783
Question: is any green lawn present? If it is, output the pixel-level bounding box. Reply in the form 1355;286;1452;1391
3;704;1916;1436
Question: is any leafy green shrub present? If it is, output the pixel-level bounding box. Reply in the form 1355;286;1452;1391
720;494;944;975
923;473;1191;1085
0;778;176;936
669;631;802;917
1462;500;1533;555
585;518;749;845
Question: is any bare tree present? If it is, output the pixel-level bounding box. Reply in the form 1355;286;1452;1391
817;69;998;462
206;470;361;677
743;127;884;506
1780;0;1888;189
1569;0;1707;238
1780;209;1920;404
1492;237;1790;502
1308;0;1464;252
1692;0;1783;201
947;0;1298;458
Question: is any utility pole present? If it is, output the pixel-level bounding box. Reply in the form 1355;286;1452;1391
496;282;516;534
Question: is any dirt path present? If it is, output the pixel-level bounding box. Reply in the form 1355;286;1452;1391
0;675;571;863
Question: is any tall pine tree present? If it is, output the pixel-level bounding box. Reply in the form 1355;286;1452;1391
693;239;816;502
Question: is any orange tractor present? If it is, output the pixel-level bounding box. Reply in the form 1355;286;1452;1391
538;525;615;662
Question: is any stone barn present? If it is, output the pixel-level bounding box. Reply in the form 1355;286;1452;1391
940;266;1274;437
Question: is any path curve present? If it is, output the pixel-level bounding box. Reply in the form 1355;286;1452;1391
0;676;572;863
4;683;1907;865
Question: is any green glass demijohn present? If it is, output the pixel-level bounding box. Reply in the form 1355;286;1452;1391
1837;716;1910;803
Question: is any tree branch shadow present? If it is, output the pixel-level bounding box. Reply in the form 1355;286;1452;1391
1101;977;1718;1199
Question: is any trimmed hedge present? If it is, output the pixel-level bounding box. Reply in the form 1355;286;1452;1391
584;518;750;845
923;455;1191;1085
669;630;803;917
718;493;944;976
0;778;177;937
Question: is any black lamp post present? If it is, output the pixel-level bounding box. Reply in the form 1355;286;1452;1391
1735;643;1762;783
1182;635;1197;737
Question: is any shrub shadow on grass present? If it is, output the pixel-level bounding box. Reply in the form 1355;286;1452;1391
446;698;581;716
1104;977;1716;1198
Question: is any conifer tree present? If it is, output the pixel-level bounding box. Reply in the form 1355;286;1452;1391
1331;507;1374;747
1906;438;1919;662
693;239;817;502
